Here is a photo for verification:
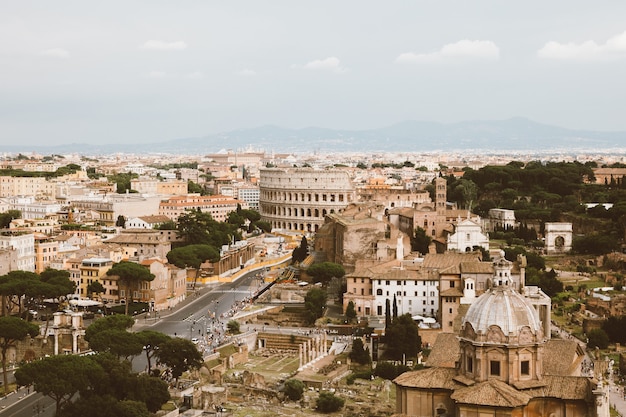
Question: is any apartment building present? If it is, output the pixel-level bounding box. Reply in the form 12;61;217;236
0;231;35;272
0;176;56;200
158;194;246;222
103;229;171;261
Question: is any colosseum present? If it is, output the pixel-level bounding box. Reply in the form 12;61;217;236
259;168;356;233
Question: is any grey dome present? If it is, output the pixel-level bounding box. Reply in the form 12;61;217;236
463;286;542;338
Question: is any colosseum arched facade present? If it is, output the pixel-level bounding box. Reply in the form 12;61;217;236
259;168;356;233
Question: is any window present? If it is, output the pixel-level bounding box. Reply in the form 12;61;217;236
521;360;530;375
490;360;500;376
450;281;455;288
377;289;383;295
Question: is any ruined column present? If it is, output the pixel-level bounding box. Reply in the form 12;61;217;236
299;344;303;368
53;328;59;355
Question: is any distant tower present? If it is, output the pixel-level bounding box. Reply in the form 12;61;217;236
435;177;447;237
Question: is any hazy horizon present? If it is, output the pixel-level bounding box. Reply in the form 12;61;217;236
2;1;626;146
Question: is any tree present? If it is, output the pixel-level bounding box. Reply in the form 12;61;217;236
411;227;432;254
0;270;40;317
156;338;203;381
85;315;137;357
374;361;410;380
0;210;21;229
385;299;391;330
116;215;126;228
345;301;356;323
316;391;345;413
349;338;371;365
304;288;327;325
87;280;105;300
17;352;169;417
227;320;240;334
385;314;421;361
0;316;38;393
106;262;155;315
292;236;309;263
283;378;305;401
136;330;171;374
306;262;345;285
89;329;144;360
60;396;151;417
167;244;220;290
15;354;104;415
392;294;398;319
587;328;610;349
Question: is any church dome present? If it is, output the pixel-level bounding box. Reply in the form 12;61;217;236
462;277;543;342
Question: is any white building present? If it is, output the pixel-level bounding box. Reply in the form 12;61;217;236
2;196;63;220
447;218;489;253
238;186;260;210
125;215;172;229
0;232;36;272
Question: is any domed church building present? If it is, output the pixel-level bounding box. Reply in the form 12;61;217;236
394;259;609;417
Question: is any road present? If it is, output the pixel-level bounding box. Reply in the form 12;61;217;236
131;268;266;372
0;267;271;417
0;391;55;417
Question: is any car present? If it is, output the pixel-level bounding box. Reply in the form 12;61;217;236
191;338;199;344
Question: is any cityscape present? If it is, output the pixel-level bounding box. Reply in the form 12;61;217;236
3;2;626;417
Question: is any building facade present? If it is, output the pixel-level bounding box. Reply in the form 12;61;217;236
158;194;245;222
259;168;356;233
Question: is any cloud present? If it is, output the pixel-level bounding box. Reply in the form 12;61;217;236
146;71;166;79
237;69;257;77
537;30;626;60
141;40;188;51
396;40;500;63
293;57;348;73
40;48;70;58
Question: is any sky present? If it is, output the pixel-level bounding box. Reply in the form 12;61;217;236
2;1;626;146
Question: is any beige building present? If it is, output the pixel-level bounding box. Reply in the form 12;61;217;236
0;176;56;199
34;234;59;273
141;258;187;310
103;229;172;261
259;167;357;233
0;231;35;272
75;257;114;300
0;248;18;275
158;194;245;222
130;178;188;195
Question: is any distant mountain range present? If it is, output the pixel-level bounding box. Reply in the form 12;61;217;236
3;117;626;155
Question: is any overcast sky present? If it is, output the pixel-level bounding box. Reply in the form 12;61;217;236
2;1;626;146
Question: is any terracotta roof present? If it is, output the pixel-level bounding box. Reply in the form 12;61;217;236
451;379;531;408
138;215;171;223
422;253;482;270
542;339;585;376
526;375;593;401
460;262;493;274
424;333;460;368
440;288;463;297
393;367;458;390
